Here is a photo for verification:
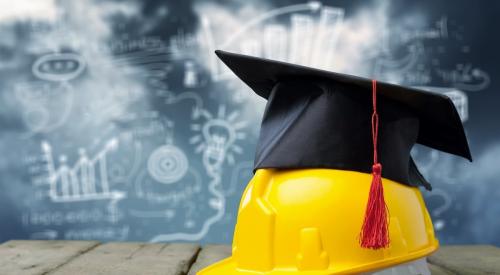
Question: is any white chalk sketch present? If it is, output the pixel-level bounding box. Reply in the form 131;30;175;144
105;37;173;80
14;82;74;135
8;0;490;245
424;188;453;231
202;2;345;81
133;165;202;215
373;41;425;83
22;208;120;226
32;53;86;82
41;138;125;203
148;174;225;242
109;140;143;184
190;105;246;168
414;86;469;122
373;16;452;85
129;209;175;219
130;117;200;220
147;144;189;184
64;226;129;241
436;63;490;92
169;28;204;58
30;230;58;240
78;37;172;127
183;61;200;88
163;91;205;112
147;105;246;242
14;51;85;135
433;219;445;231
127;92;228;241
397;16;449;44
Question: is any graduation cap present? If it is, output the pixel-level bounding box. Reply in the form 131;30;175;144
215;50;471;249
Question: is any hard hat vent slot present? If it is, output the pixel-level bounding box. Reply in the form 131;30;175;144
296;227;330;270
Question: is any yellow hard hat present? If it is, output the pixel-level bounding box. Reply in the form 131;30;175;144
198;168;438;275
200;51;472;274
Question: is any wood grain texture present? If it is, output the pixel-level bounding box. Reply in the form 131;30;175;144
186;246;459;275
1;241;499;275
0;240;99;275
428;245;500;275
428;263;456;275
48;242;200;275
187;245;231;275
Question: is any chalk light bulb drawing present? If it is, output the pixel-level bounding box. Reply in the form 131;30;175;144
190;105;246;171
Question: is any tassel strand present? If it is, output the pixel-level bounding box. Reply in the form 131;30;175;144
359;80;390;249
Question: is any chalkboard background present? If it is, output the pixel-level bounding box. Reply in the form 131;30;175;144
0;0;498;245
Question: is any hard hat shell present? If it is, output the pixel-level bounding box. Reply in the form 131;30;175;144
198;169;438;274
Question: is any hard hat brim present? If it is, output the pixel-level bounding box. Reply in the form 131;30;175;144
197;245;438;274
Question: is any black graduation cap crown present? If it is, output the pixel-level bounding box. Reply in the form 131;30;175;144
215;50;472;190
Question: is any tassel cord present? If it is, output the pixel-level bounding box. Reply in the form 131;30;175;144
359;80;390;249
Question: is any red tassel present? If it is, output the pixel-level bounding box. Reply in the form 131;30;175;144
359;80;390;249
360;163;390;249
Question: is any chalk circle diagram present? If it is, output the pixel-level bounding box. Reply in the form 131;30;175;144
147;144;189;184
32;52;86;82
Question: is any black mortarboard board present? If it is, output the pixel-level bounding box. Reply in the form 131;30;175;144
215;50;472;190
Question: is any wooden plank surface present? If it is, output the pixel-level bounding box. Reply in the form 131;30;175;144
0;241;499;275
0;240;99;275
187;247;451;275
428;263;455;275
50;242;200;275
187;245;231;275
428;245;500;275
189;245;500;275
